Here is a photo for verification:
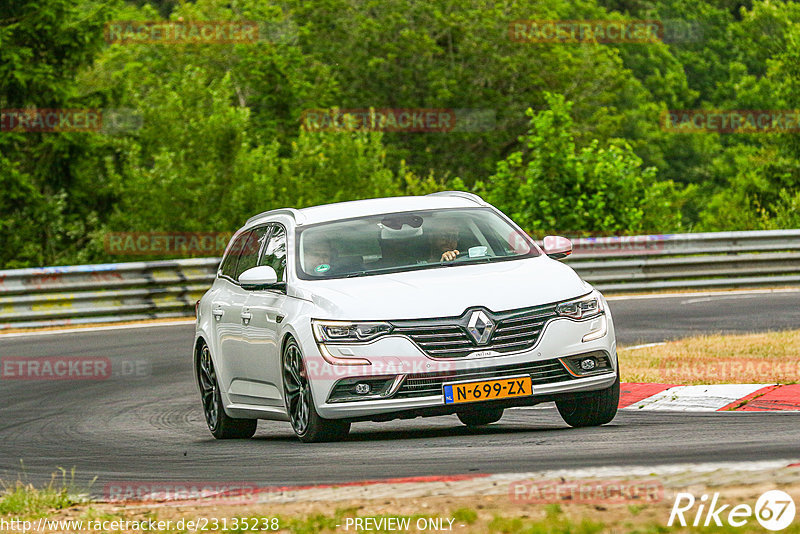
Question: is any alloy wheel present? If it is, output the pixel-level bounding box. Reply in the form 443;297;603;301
283;343;311;434
198;345;219;431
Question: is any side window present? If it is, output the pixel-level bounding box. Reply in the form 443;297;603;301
220;231;251;279
234;226;269;281
259;224;287;282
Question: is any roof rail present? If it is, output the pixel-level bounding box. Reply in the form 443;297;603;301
426;191;487;206
245;208;304;226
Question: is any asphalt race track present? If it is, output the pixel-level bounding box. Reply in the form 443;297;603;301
1;290;799;491
608;289;800;345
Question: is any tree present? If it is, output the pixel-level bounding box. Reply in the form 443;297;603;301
284;0;692;188
0;0;115;267
479;93;682;235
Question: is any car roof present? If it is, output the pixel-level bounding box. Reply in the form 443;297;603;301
245;192;489;228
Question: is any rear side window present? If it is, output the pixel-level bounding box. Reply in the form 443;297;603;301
234;227;269;280
259;224;287;282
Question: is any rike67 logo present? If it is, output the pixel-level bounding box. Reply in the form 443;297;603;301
669;490;796;531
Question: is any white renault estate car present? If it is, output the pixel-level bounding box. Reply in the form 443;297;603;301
194;192;619;442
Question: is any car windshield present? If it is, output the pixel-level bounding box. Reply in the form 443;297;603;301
296;208;539;279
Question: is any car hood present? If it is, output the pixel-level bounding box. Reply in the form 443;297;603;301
293;256;591;320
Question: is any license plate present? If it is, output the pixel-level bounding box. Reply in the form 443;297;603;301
443;375;532;405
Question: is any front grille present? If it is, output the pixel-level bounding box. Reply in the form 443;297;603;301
391;304;558;358
392;324;472;357
394;358;572;398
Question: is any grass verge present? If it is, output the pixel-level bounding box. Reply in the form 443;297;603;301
0;468;87;517
620;329;800;384
3;486;800;533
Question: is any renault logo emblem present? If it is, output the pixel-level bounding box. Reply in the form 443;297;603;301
467;310;495;345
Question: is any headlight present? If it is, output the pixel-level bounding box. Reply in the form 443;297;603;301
555;292;604;320
312;320;393;343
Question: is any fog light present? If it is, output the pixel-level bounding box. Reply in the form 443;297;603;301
354;383;371;395
580;358;597;371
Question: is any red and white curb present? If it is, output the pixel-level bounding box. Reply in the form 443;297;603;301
620;383;800;411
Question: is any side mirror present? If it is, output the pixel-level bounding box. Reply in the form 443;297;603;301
239;265;279;289
543;235;572;260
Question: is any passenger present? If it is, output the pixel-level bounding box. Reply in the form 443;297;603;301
303;234;336;275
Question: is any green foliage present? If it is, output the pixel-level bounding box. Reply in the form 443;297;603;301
480;93;673;236
0;482;76;517
0;0;117;268
0;155;45;268
452;507;478;524
2;0;800;268
769;190;800;228
0;468;85;517
284;0;694;187
697;5;800;230
488;505;605;534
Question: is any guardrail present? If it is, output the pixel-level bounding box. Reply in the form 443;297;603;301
566;229;800;291
0;259;219;330
1;230;798;330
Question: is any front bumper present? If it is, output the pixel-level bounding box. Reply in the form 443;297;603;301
305;314;617;420
324;371;617;422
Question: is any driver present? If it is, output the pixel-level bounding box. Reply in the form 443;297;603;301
428;223;460;262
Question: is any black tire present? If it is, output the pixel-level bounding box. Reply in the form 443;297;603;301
197;343;257;439
556;370;620;428
282;337;350;443
457;407;504;427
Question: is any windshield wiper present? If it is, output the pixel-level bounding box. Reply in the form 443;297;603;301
341;258;508;276
342;263;440;277
441;255;497;266
344;266;410;277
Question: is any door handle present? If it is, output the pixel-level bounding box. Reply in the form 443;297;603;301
212;309;223;320
241;311;252;325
